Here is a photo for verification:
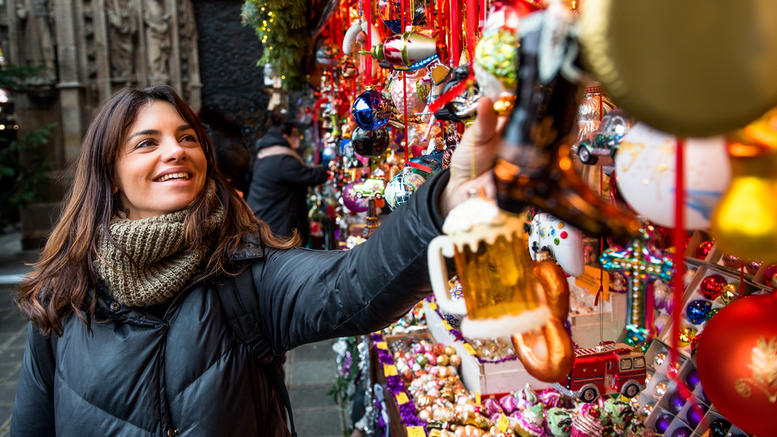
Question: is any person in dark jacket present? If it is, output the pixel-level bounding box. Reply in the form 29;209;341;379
246;113;329;245
10;85;503;436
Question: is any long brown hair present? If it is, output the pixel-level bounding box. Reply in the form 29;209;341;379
16;85;295;335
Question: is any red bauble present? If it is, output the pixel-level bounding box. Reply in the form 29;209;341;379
764;264;777;288
722;254;744;269
697;293;777;436
696;240;714;259
699;274;726;300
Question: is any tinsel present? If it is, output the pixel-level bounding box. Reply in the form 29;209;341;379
370;332;427;430
241;0;311;90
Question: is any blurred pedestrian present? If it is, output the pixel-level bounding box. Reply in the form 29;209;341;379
246;112;329;245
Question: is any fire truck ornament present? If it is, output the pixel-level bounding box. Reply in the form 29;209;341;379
556;342;647;403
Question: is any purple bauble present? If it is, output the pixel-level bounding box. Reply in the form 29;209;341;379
654;413;673;434
671;427;691;437
668;392;686;414
684;369;700;390
342;183;369;213
685;403;707;428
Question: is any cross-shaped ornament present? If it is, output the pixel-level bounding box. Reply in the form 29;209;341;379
600;227;674;330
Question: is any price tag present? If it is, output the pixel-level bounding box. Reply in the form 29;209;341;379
575;266;610;301
376;341;388;350
497;414;509;432
383;364;398;376
475;390;481;406
463;343;476;356
406;426;426;437
395;392;409;405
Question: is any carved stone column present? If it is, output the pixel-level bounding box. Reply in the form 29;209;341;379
54;0;85;166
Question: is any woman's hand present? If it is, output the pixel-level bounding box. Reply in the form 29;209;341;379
439;97;508;217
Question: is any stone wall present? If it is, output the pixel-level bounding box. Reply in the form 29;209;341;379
0;0;270;247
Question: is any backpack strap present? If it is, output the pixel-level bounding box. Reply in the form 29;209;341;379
220;267;297;437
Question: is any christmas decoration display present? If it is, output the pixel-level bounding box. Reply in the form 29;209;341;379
238;0;777;432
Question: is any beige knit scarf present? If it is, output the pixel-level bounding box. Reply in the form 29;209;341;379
95;180;225;307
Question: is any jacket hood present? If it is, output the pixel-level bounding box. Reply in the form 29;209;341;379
254;128;290;152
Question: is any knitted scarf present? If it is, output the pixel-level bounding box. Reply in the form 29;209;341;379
95;180;225;307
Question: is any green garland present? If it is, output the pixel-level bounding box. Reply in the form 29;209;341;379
241;0;311;91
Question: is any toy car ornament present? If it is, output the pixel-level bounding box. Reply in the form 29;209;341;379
555;342;647;402
574;109;631;165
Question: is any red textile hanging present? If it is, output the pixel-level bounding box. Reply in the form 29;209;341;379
450;0;460;65
466;0;478;65
365;0;373;85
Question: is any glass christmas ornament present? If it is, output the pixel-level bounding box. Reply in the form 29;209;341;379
706;307;720;322
493;5;640;238
686;300;712;325
697;293;777;436
700;274;726;300
575;108;631;165
579;0;777;137
342;182;369;213
364;31;438;71
384;169;427;210
654;413;672;434
720;283;739;304
711;114;777;263
615;122;730;229
685;368;700;390
696;240;714;259
388;69;429;115
678;326;697;346
351;126;389;157
474;27;518;115
671;427;692;437
707;419;731;437
351;89;392;130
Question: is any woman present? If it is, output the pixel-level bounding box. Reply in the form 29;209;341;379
11;85;502;436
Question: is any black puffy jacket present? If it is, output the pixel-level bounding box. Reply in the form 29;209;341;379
11;172;448;437
246;129;329;244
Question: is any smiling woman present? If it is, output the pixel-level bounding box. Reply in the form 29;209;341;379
9;85;503;437
114;101;208;219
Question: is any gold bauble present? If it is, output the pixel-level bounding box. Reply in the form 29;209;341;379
580;0;777;137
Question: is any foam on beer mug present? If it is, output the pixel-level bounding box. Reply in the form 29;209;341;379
442;197;551;338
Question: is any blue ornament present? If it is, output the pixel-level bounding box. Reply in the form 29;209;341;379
351;90;392;130
685;299;712;325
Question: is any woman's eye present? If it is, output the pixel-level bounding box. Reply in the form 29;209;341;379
180;134;197;143
135;139;156;149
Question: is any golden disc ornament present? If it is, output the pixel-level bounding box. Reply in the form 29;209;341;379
579;0;777;137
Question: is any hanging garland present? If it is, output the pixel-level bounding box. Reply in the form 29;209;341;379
241;0;311;90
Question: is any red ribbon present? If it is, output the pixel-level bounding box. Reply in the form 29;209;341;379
365;0;373;85
670;138;707;428
450;0;460;65
466;0;478;65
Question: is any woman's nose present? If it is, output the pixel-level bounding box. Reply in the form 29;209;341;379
160;136;187;161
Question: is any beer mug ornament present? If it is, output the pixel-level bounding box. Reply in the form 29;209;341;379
428;196;551;338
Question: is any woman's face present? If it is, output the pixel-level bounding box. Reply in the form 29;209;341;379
114;100;207;219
